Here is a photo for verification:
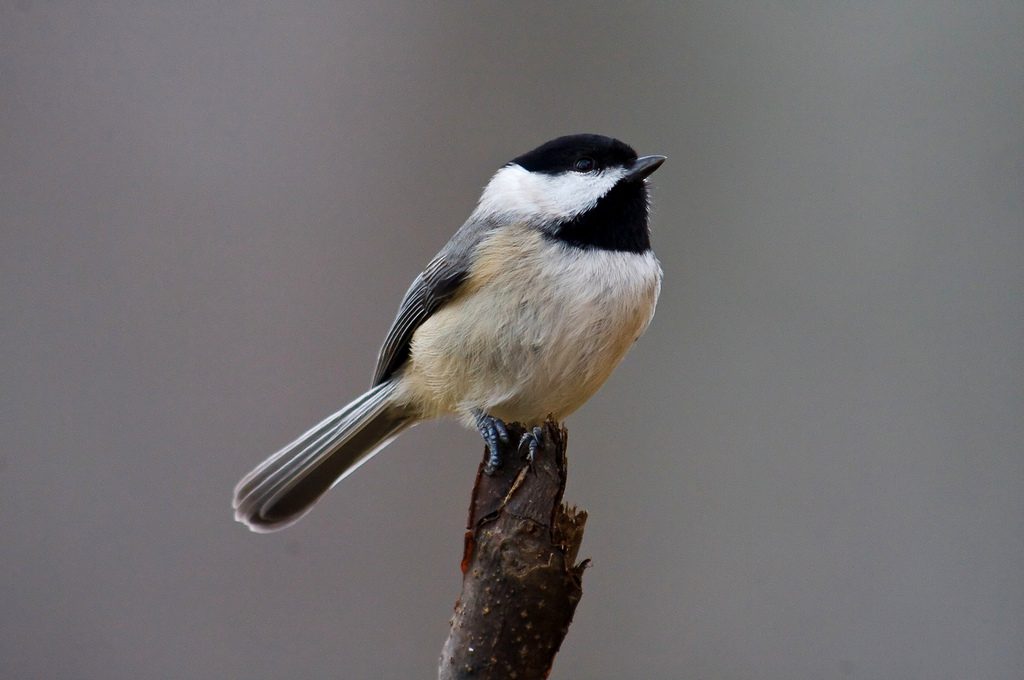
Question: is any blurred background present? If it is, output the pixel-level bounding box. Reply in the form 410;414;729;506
2;2;1022;678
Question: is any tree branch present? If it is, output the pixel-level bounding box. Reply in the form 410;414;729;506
438;420;588;680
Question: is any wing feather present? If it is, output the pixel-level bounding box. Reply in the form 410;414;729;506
371;218;494;385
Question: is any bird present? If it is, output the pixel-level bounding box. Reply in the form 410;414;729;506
233;134;665;532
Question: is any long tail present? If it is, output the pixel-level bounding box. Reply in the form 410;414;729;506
233;380;414;532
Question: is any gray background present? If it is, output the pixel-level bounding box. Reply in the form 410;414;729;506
2;2;1022;678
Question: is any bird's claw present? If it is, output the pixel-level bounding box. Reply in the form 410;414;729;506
519;426;545;465
475;412;510;474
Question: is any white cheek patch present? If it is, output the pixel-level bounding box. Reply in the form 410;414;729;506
473;164;626;224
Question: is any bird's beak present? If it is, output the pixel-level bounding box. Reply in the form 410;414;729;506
623;155;667;182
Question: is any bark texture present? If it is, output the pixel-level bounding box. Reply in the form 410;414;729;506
438;421;588;680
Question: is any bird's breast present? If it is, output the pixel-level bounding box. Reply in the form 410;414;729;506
402;225;662;423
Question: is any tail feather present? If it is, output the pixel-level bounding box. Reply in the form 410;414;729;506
233;380;414;532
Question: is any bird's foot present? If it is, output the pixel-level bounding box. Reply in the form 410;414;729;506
474;411;510;474
518;426;545;465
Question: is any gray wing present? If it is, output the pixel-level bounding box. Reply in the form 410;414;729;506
371;218;494;386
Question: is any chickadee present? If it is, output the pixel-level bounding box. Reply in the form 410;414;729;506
234;134;665;532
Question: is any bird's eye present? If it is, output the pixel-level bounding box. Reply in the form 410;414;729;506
573;157;596;172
